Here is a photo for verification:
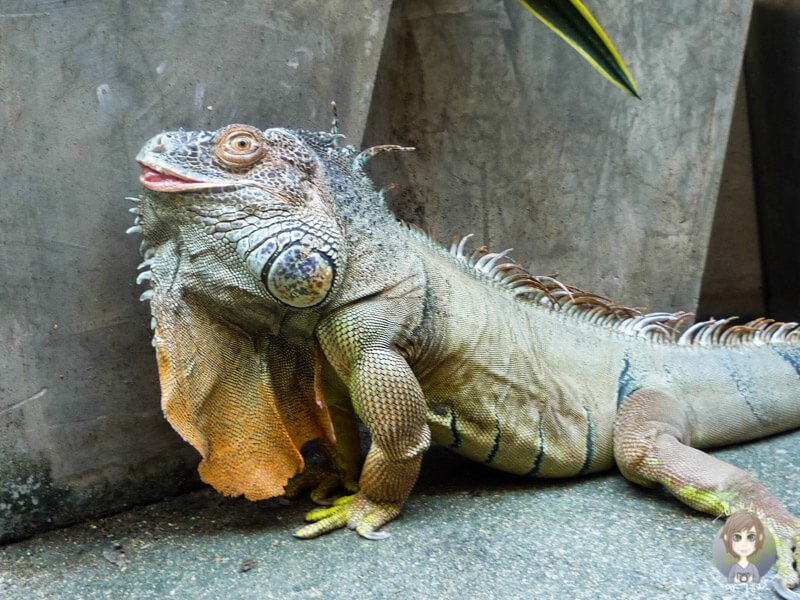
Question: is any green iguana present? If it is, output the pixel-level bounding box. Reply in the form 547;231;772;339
131;121;800;596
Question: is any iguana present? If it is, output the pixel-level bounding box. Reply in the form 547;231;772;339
131;121;800;596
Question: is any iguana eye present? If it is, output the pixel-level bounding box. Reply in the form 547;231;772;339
214;125;265;168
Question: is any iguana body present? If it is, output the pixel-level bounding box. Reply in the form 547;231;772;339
132;123;800;592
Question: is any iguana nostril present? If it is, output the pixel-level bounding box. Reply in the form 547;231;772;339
152;134;167;153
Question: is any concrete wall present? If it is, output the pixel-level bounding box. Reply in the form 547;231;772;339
1;0;753;541
744;0;800;321
365;0;752;312
697;76;765;321
0;0;392;541
697;0;800;322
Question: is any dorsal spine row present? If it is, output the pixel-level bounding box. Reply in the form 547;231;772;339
403;224;800;347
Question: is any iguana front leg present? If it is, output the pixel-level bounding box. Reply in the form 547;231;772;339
295;308;431;539
614;388;800;592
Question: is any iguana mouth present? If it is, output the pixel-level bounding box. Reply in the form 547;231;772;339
139;163;216;192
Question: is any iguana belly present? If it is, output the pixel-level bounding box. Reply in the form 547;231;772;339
412;265;616;477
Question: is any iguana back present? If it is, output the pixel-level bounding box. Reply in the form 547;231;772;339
383;226;800;475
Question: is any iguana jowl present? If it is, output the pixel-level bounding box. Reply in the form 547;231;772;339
132;122;800;592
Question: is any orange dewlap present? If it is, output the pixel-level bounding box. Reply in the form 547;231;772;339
152;294;334;500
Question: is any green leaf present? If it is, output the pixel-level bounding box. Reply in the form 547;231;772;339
518;0;640;98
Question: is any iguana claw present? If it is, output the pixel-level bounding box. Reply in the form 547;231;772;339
773;580;800;600
293;492;398;539
359;530;390;540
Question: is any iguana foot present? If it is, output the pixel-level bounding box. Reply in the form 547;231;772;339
283;463;359;505
614;388;800;593
768;515;800;594
293;492;399;540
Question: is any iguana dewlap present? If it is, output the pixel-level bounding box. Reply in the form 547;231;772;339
131;123;800;593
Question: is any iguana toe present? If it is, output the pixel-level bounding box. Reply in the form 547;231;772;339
309;473;358;505
284;463;357;503
308;475;344;505
293;492;399;539
352;513;392;540
283;465;327;500
294;513;348;539
294;495;355;538
344;493;400;539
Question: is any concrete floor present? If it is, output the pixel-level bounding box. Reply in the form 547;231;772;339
2;429;798;600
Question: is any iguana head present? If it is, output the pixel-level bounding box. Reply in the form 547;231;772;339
134;124;351;500
137;124;345;310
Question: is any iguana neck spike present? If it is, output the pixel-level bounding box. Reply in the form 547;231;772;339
330;101;340;146
378;183;399;201
353;145;415;170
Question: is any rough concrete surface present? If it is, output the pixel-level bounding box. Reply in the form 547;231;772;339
0;0;392;541
365;0;751;313
697;77;765;321
744;0;800;321
1;430;798;600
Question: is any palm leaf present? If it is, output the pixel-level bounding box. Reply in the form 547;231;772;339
518;0;640;98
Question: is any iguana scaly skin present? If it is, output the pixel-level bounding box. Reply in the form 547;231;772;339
132;123;800;591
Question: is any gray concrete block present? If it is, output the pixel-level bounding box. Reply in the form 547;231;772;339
697;76;765;321
365;0;752;314
0;0;391;541
744;0;800;321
